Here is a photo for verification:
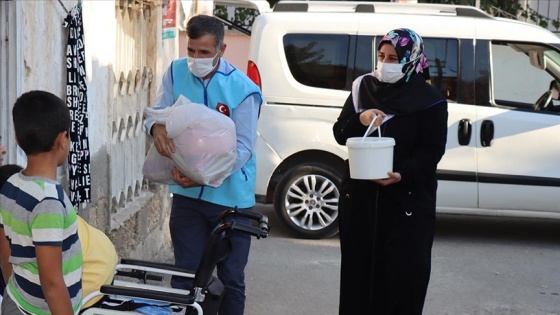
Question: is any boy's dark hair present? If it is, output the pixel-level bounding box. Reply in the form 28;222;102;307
12;90;71;155
0;164;23;190
186;15;224;51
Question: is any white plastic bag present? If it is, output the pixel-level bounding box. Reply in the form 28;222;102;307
142;95;237;187
142;143;176;185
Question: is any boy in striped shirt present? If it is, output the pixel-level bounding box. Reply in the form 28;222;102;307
0;90;83;314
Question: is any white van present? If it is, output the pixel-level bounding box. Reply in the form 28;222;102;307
228;0;560;238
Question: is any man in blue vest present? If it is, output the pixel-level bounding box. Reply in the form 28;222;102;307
144;14;262;315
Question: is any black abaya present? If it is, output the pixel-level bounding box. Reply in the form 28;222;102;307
333;74;448;315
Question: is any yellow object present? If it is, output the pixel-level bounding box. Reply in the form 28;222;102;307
77;216;119;309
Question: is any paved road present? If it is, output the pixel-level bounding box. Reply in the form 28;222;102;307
244;204;560;315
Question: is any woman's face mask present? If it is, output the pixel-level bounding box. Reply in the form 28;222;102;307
373;61;404;84
188;51;220;78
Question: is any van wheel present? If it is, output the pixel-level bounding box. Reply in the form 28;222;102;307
273;163;341;239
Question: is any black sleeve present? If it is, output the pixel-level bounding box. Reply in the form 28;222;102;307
398;100;448;186
333;93;370;146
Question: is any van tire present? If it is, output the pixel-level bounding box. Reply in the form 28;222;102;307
273;163;341;239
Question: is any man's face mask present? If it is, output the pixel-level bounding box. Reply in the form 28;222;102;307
188;51;220;78
373;62;405;84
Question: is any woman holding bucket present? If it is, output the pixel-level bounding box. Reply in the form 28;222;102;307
333;28;448;315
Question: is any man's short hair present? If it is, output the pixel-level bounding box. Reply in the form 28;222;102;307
186;14;224;51
12;90;71;155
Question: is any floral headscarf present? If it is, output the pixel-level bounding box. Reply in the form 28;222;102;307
349;28;443;115
378;28;429;82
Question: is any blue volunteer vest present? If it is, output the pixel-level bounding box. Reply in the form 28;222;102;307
169;57;262;208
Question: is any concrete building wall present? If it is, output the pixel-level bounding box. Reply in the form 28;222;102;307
1;0;177;261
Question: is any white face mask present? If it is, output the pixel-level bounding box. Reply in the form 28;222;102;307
188;52;219;78
373;61;405;83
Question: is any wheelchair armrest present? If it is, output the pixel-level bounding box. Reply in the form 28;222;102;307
100;284;195;305
117;258;196;280
114;270;164;282
120;258;196;274
115;263;195;280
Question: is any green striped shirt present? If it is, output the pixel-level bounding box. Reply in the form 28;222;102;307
0;172;82;314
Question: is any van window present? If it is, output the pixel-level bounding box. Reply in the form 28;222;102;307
283;33;459;100
491;42;554;110
355;36;374;77
424;38;459;102
283;34;350;90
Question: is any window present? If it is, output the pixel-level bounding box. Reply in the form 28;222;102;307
284;34;350;90
282;34;459;99
491;42;556;111
354;36;375;77
424;38;459;102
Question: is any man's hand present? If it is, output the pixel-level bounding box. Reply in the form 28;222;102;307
171;167;200;188
152;124;175;159
373;171;401;186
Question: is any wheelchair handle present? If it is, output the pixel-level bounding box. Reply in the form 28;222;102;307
232;221;269;239
212;219;270;239
219;209;270;234
219;208;263;220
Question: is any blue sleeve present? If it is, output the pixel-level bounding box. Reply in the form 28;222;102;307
230;93;262;173
144;64;175;135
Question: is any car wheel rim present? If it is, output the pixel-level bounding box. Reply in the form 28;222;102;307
283;174;339;231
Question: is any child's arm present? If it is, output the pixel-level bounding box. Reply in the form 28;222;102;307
36;245;75;315
0;227;12;284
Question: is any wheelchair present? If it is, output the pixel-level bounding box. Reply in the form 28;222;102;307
80;209;269;315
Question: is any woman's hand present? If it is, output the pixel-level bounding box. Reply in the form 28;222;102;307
151;124;175;159
373;172;401;186
360;109;387;127
171;167;199;188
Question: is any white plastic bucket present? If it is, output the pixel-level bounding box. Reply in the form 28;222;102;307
346;137;395;180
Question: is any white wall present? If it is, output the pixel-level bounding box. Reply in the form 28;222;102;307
10;0;178;259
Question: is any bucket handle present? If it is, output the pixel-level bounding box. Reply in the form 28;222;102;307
361;115;381;142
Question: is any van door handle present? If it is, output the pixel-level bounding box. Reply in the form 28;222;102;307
480;120;494;147
458;119;472;145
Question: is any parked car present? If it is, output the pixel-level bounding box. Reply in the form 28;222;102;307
223;0;560;239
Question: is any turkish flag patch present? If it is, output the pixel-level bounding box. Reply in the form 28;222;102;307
216;102;230;116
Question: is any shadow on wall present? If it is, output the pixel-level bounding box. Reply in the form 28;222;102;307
178;30;251;74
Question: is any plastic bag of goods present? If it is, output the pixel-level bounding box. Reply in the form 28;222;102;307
142;95;237;187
